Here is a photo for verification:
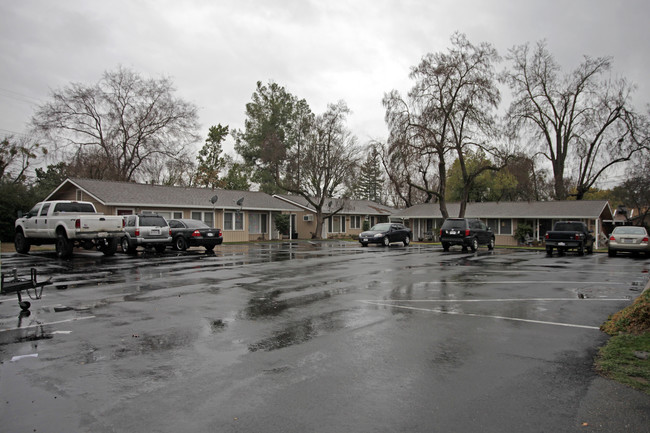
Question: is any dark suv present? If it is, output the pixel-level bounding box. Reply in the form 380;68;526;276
439;218;495;252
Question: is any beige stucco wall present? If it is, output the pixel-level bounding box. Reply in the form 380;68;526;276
290;211;378;239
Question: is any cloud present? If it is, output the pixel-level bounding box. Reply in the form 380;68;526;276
1;0;649;155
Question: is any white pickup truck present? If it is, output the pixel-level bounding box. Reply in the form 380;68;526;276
14;200;125;258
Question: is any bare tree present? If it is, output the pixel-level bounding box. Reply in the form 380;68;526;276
384;33;502;218
0;135;46;184
31;66;200;182
379;138;436;208
502;41;647;200
280;101;359;238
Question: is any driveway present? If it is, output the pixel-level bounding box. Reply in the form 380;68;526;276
1;243;649;432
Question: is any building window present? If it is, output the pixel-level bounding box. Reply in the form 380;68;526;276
204;212;214;228
224;211;243;231
76;189;83;201
328;216;345;233
191;211;214;227
157;211;172;220
351;215;361;229
500;219;512;235
249;213;268;234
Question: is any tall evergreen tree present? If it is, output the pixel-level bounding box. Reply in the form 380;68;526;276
195;124;229;188
357;145;384;203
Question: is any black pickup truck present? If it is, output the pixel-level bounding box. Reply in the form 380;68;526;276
544;221;594;256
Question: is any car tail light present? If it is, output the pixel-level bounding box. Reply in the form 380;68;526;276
545;233;549;240
218;229;222;237
169;228;172;236
643;237;649;242
465;229;470;236
122;219;126;228
440;229;443;237
75;219;81;229
574;234;583;240
191;230;201;237
610;236;616;241
135;228;140;236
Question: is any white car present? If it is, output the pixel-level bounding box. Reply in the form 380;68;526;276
608;226;650;257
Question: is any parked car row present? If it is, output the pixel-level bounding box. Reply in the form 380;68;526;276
357;217;649;258
120;214;223;254
357;218;496;252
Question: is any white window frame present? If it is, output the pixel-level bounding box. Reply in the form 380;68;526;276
350;215;361;229
224;211;244;231
499;218;512;235
190;211;214;227
248;213;268;234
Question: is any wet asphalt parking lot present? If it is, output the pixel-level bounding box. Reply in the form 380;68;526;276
1;242;649;433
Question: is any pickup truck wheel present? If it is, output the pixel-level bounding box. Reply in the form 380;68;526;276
101;238;118;256
546;246;553;256
56;234;73;259
174;236;188;251
121;237;136;254
403;235;410;246
442;242;450;252
488;238;495;250
14;231;31;254
360;242;368;247
470;238;478;252
577;244;584;256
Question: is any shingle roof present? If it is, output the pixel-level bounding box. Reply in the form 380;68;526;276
50;178;301;211
391;201;612;219
274;194;395;215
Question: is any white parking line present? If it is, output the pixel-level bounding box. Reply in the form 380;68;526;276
360;300;611;330
0;315;95;333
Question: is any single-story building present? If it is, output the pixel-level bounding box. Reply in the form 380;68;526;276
273;194;395;239
46;178;301;242
391;200;614;248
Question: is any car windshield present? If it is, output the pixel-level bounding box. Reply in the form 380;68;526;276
613;226;646;235
554;222;584;232
442;219;465;229
182;219;209;229
370;223;391;231
140;216;167;227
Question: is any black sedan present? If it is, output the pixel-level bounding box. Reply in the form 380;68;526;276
359;223;412;247
168;219;223;251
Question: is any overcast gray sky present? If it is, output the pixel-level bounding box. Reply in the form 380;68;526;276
2;0;649;158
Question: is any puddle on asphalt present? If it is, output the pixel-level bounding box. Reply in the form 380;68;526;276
247;309;349;352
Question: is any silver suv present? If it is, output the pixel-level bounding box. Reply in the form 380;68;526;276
121;214;171;254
